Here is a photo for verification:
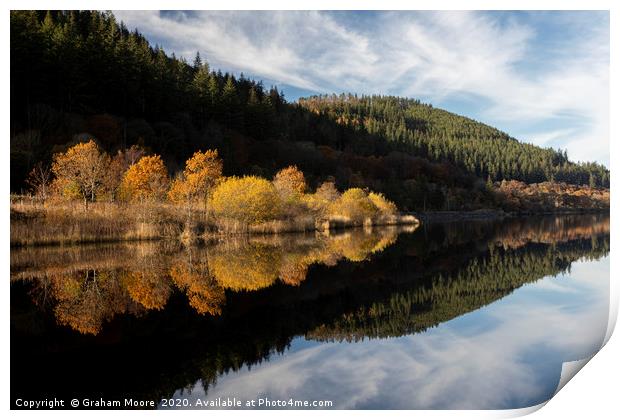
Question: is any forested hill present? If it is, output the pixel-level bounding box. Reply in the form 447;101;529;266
298;95;609;187
10;10;609;212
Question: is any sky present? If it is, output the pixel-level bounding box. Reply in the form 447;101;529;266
112;11;610;166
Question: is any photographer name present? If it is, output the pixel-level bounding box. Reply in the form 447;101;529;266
77;398;156;408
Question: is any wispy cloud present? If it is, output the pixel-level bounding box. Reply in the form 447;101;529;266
113;11;609;165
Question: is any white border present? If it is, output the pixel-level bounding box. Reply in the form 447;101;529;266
2;1;617;419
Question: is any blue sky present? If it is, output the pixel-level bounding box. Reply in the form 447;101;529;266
113;11;609;166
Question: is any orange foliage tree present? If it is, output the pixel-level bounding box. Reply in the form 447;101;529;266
119;155;169;202
273;165;307;196
272;165;308;216
168;149;223;215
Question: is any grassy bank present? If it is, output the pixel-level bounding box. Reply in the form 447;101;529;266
10;198;419;247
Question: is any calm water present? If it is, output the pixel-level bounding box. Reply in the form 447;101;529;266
10;214;610;409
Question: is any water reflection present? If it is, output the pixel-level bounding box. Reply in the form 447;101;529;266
193;256;608;409
11;227;403;334
10;214;610;409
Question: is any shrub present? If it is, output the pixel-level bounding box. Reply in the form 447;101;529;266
210;176;281;224
368;192;397;216
329;188;378;223
305;181;341;215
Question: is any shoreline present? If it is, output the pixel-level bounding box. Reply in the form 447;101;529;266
9;209;420;248
10;207;609;248
414;208;609;223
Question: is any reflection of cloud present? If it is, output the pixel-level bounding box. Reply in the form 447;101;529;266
113;11;609;165
178;257;609;409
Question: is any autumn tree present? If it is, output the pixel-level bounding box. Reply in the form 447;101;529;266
272;165;307;216
273;165;307;196
305;180;341;215
103;145;147;202
329;188;378;223
168;149;223;216
25;161;52;200
51;140;110;208
119;155;170;202
210;176;280;225
368;192;397;216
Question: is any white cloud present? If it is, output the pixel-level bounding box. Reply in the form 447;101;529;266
112;11;609;165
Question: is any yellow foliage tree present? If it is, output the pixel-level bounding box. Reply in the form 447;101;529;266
329;188;378;223
51;140;110;207
119;155;169;202
305;181;341;215
210;176;281;224
368;192;397;216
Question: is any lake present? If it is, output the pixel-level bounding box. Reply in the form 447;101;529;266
10;214;610;409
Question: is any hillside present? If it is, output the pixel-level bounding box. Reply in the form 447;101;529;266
298;94;609;187
10;11;609;212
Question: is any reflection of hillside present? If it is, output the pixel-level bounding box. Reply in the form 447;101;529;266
10;215;610;405
307;238;609;342
419;213;610;254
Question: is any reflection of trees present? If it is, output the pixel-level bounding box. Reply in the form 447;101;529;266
11;215;610;403
209;229;399;290
170;256;225;316
11;227;404;334
326;228;398;262
51;269;139;335
308;236;611;342
210;242;281;291
11;216;609;339
122;270;171;311
278;254;310;286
